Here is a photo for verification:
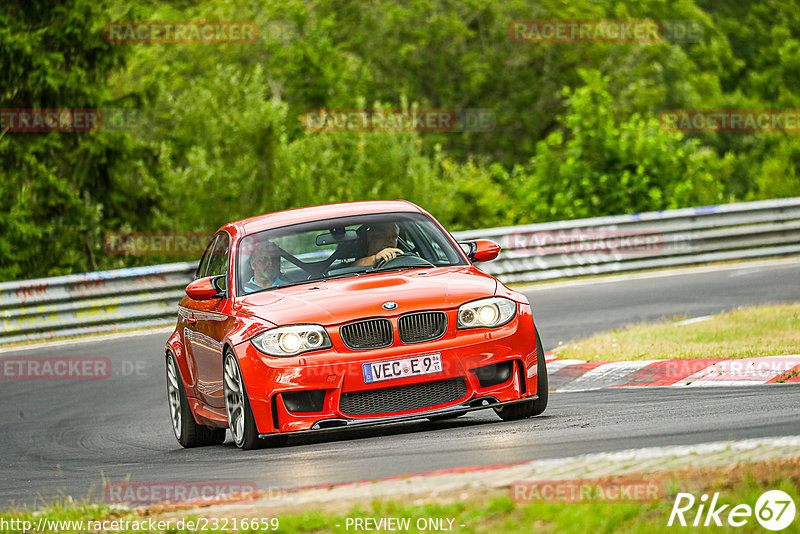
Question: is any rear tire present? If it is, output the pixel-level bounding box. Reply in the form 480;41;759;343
494;330;548;421
166;351;226;448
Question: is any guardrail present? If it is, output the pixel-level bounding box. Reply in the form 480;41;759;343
1;197;799;346
0;263;196;346
461;196;800;284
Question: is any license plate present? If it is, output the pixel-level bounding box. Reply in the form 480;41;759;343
363;353;443;384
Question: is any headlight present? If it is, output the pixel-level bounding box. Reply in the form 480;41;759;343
457;297;516;329
251;325;332;356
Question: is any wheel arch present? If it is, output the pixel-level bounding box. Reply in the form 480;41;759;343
165;330;194;394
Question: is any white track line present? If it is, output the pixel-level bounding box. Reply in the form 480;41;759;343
0;327;174;353
521;256;800;291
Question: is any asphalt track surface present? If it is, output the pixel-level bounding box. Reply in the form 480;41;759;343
1;259;799;506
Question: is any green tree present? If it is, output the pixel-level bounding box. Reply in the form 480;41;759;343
0;0;164;279
510;69;732;222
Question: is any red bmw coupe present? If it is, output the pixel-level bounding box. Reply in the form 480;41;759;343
165;200;547;449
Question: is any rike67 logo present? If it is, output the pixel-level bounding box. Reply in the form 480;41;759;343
668;490;796;531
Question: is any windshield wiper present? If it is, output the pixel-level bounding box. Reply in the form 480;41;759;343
319;270;371;281
374;265;433;273
244;271;369;292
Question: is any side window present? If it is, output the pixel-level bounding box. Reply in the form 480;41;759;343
195;236;218;279
429;240;448;262
205;233;230;278
411;223;450;263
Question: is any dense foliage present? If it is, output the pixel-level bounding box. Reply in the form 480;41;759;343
1;0;798;279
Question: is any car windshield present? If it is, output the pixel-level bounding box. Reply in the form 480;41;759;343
236;212;467;295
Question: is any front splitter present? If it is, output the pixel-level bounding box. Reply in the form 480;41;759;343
258;394;538;438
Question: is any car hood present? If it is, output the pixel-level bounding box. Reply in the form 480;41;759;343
233;267;498;326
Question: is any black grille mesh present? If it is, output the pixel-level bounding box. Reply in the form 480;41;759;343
340;378;467;415
399;311;447;343
340;318;392;349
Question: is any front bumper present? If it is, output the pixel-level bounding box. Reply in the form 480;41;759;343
234;303;539;434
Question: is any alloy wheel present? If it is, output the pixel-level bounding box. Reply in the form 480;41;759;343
166;356;182;439
224;355;246;446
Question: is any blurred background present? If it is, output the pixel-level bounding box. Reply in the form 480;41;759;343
2;0;798;280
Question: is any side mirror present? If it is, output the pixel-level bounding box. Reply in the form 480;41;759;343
185;276;226;300
461;239;501;263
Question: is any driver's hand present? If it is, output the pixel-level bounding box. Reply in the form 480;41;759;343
374;248;404;266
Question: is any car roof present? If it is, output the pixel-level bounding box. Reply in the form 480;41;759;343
223;200;425;236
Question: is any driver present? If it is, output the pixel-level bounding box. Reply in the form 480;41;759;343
243;240;288;292
353;222;404;267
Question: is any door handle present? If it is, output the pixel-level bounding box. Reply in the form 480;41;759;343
187;315;197;325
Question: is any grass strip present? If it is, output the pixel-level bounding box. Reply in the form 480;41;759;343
3;458;799;533
550;303;800;362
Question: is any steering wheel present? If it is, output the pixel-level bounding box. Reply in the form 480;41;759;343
374;253;432;270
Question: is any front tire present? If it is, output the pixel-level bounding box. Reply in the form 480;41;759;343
166;351;226;447
494;330;548;421
223;351;291;450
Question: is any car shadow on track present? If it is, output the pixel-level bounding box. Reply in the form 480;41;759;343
210;414;504;450
219;413;554;450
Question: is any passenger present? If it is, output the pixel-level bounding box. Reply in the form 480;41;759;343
243;240;288;292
